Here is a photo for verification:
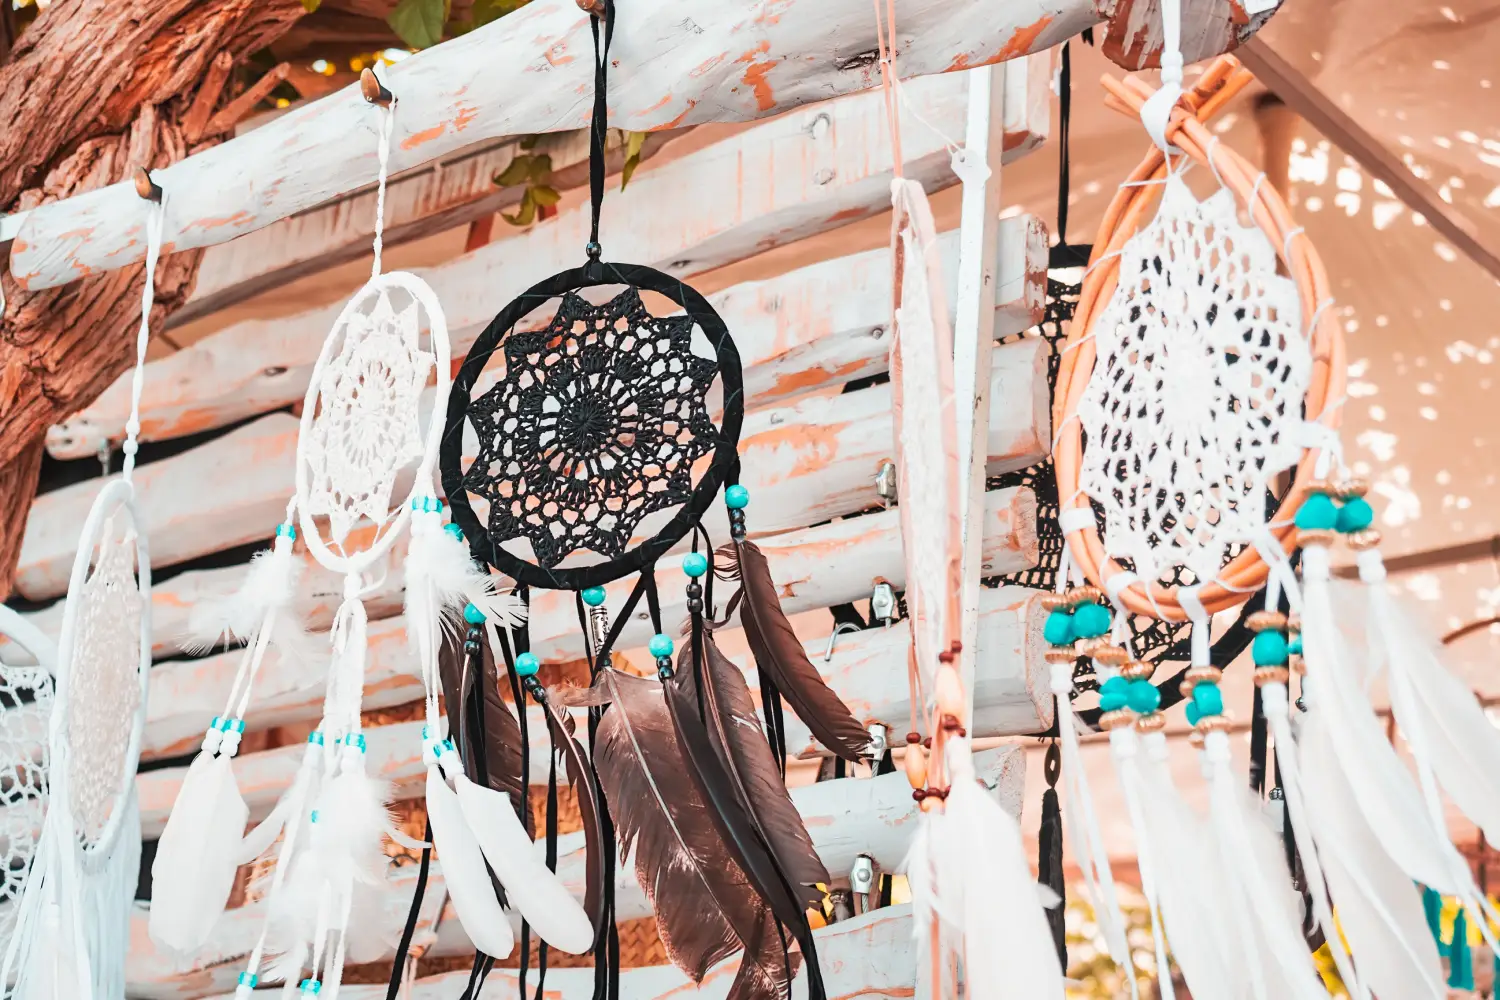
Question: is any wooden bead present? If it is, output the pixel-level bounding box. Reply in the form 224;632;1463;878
1334;476;1370;499
1297;528;1337;548
1040;594;1071;612
1178;665;1223;696
1073;636;1109;658
1246;610;1288;632
934;665;965;718
1134;711;1165;733
904;742;928;789
1253;666;1290;687
1121;660;1153;681
1099;708;1135;731
1091;645;1131;667
1194;713;1232;734
1044;648;1077;665
1069;585;1103;605
1346;528;1383;551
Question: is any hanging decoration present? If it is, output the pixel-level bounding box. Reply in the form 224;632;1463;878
0;609;57;947
0;179;162;1000
439;3;868;997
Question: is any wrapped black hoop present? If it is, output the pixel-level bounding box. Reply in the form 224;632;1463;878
441;259;744;591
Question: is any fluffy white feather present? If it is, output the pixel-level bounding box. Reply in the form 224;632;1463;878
182;539;304;655
404;516;526;645
149;748;249;957
452;770;593;954
1298;699;1446;999
426;764;515;958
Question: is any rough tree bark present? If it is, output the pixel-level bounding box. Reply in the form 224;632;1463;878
0;0;307;598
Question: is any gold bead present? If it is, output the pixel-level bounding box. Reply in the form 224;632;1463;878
1346;528;1383;551
1297;528;1337;549
1091;645;1131;667
1074;636;1109;658
1134;711;1166;733
1099;708;1136;731
1188;729;1206;749
1246;610;1288;633
1334;477;1370;499
1121;660;1154;681
1044;648;1077;666
1253;666;1291;687
1195;713;1233;735
1069;585;1103;605
1302;479;1332;495
1040;594;1071;612
1287;613;1301;633
1178;665;1223;696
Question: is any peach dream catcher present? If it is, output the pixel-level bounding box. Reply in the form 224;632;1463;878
1;195;161;1000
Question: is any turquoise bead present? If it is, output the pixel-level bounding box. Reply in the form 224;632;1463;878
239;973;259;988
1251;630;1289;666
347;733;367;751
1294;493;1339;531
444;522;465;540
308;730;324;745
515;652;540;677
1043;610;1075;646
1098;676;1130;713
276;522;297;540
1072;601;1111;639
1186;702;1201;727
1288;633;1303;656
648;633;675;657
463;603;486;624
1127;679;1161;713
1336;496;1374;533
300;981;322;996
724;484;750;509
682;552;709;578
581;586;607;607
1192;682;1224;717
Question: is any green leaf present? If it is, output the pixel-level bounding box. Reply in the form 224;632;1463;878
387;0;445;49
531;185;561;207
527;153;554;184
472;0;524;27
299;0;321;11
493;154;536;188
620;131;647;191
502;189;538;227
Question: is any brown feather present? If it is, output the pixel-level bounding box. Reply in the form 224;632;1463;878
568;669;770;982
537;692;606;936
673;630;829;905
437;629;528;827
728;540;871;761
726;910;801;1000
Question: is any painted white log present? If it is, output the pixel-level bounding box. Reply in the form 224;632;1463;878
125;864;447;1000
7;0;1117;291
141;583;1050;763
25;331;1047;602
47;66;1050;461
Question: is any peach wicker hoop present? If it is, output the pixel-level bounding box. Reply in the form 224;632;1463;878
1052;56;1346;622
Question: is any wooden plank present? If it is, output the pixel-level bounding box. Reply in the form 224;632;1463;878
46;66;1051;461
125;488;1035;832
8;0;1108;292
141;584;1051;763
27;332;1047;602
1237;37;1500;285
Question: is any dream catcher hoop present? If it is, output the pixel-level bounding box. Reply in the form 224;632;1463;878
0;607;57;942
2;193;160;1000
438;5;868;998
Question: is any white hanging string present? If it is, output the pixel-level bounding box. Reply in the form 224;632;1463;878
121;199;167;484
370;98;396;281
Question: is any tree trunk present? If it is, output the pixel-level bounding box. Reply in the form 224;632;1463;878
0;0;307;595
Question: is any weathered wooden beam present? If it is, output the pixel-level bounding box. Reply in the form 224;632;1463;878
7;0;1272;291
127;491;1035;829
47;67;1050;460
23;333;1048;601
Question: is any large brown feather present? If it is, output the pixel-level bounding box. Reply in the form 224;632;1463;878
537;692;605;936
673;630;829;905
437;630;527;822
727;910;801;1000
567;670;770;982
729;540;871;761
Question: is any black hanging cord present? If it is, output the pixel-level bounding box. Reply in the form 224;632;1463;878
492;613;537;1000
384;820;434;1000
1037;742;1068;970
1249;686;1269;795
585;0;617;265
1052;41;1092;270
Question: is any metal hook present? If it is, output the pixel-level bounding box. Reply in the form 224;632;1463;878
360;67;394;107
823;622;861;662
133;166;162;203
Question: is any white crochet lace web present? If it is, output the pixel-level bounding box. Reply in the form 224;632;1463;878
0;665;51;936
302;282;435;548
1077;174;1310;585
65;516;144;847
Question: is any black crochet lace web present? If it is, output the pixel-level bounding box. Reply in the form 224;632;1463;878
463;288;720;569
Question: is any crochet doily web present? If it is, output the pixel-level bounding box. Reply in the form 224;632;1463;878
0;664;51;934
65;516;143;848
303;282;436;551
463;287;720;569
1076;175;1310;586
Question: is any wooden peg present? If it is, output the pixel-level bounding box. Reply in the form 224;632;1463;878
133;167;162;203
360;67;394;107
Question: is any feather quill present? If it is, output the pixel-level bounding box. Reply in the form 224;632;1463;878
425;756;515;958
561;669;768;981
724;540;869;761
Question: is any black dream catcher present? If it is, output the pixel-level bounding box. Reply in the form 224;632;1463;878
434;3;868;998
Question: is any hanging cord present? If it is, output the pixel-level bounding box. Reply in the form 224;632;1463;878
383;820;433;1000
585;0;616;263
371;99;396;280
870;0;904;178
121;198;167;484
1052;42;1092;269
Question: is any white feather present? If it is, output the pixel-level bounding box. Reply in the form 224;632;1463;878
905;745;1064;999
314;763;393;888
182;539;304;655
404;516;527;645
1298;700;1446;998
426;764;515;958
452;771;593;954
1200;731;1326;1000
149;749;249;957
1301;545;1455;889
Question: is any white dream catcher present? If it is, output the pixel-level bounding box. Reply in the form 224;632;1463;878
0;608;58;944
147;72;560;1000
1;193;161;1000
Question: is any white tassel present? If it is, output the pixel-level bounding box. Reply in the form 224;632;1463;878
1295;687;1446;998
1199;729;1327;1000
1300;543;1456;889
18;900;85;1000
425;742;515;958
149;720;251;957
904;740;1064;999
1102;719;1173;999
450;744;593;955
